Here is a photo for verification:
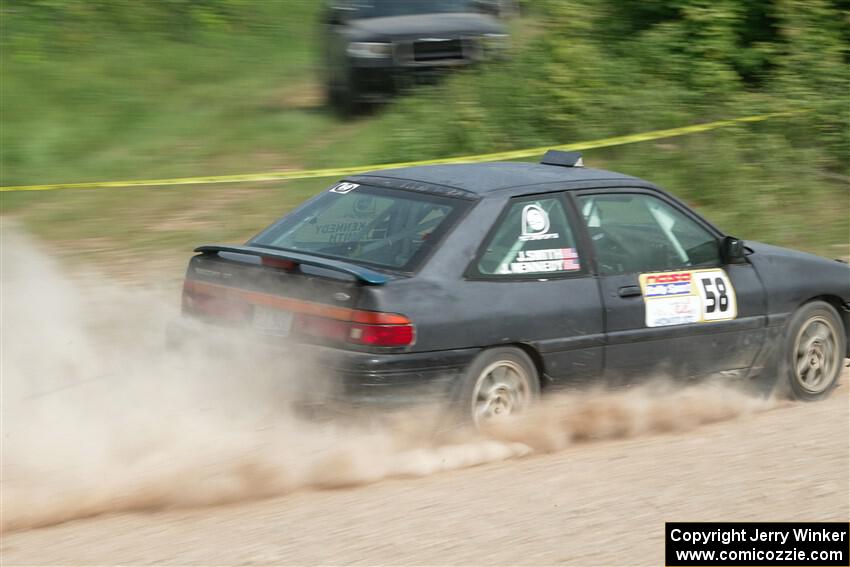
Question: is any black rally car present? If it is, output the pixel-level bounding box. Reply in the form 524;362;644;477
180;152;850;426
321;0;510;111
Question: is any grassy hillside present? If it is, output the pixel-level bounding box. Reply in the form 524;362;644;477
1;0;331;185
1;0;847;279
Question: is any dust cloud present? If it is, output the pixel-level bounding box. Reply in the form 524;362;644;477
0;229;775;532
484;381;777;454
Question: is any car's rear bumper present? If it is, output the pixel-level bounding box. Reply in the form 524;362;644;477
167;317;478;406
312;343;479;405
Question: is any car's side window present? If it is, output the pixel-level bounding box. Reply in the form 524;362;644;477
477;196;582;277
579;193;721;276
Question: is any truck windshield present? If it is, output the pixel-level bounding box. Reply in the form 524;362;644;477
251;184;469;272
350;0;479;19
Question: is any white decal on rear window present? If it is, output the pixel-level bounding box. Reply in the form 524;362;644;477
330;182;359;194
519;204;559;241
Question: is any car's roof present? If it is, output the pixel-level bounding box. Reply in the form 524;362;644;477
350;162;647;196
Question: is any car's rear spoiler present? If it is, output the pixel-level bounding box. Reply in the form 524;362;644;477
194;244;390;285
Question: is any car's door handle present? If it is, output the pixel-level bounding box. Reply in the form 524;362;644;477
617;285;642;298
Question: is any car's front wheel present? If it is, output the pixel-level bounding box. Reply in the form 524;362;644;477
457;347;540;428
782;300;845;400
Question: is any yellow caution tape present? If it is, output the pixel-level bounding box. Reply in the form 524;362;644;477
0;111;796;193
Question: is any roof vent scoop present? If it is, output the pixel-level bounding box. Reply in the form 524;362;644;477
540;150;584;168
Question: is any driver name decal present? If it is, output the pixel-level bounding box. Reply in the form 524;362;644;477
506;248;580;274
639;269;737;327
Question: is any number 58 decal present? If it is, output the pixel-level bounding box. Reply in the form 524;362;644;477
695;269;737;321
639;268;737;328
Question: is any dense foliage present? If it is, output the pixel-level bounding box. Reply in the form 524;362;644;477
378;0;849;170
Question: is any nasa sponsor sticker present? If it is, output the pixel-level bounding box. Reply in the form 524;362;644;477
639;269;737;327
506;247;580;274
329;182;359;194
642;271;693;297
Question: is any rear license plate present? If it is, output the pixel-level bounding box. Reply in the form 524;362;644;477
253;307;293;337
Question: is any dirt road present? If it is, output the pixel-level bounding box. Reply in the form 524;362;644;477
4;375;847;566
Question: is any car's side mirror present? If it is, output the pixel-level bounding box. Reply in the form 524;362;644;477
721;236;746;264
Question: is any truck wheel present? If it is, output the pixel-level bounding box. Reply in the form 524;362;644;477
326;82;349;114
327;73;360;118
457;347;540;428
782;301;845;400
326;81;341;110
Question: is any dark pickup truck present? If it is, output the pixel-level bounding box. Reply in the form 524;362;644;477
321;0;511;113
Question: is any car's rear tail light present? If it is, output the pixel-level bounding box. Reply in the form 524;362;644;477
261;257;297;270
350;311;411;325
348;323;415;347
295;311;415;347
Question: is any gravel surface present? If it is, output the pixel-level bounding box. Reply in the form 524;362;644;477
3;374;847;566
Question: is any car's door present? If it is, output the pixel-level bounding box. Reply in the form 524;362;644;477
464;192;605;385
574;189;767;382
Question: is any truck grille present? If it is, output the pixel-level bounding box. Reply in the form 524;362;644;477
412;39;465;62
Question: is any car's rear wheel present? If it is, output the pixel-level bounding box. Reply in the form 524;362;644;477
782;301;845;400
457;347;540;428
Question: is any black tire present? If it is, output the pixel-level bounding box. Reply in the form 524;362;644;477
779;300;845;401
325;80;341;109
326;82;348;115
326;70;360;118
454;347;540;428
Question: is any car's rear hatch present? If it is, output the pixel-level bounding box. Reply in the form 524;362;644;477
182;181;475;349
182;245;414;348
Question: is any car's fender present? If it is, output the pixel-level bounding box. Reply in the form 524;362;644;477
746;241;850;355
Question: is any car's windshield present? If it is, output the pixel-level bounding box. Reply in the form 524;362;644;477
251;183;468;271
349;0;480;19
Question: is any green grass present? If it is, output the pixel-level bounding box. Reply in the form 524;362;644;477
1;1;326;186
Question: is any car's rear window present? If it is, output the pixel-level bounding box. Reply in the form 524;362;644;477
251;183;468;272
